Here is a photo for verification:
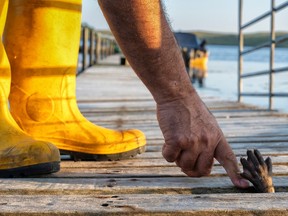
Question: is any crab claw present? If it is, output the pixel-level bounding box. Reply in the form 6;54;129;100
240;149;275;193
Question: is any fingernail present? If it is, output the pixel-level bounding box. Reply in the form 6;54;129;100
239;179;249;188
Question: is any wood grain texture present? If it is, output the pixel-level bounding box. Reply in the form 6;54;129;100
1;55;288;215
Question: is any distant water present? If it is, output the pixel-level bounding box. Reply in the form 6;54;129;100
195;45;288;113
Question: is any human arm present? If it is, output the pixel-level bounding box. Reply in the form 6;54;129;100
98;0;249;188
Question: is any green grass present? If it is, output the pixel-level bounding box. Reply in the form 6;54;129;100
89;26;288;48
191;31;288;48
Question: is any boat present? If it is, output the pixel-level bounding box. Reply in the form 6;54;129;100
174;32;209;87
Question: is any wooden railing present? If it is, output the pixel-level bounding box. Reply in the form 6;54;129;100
238;0;288;110
77;25;117;75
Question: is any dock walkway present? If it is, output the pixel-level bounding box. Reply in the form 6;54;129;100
1;55;288;215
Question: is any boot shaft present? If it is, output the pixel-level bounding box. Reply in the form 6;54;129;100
3;0;82;117
0;0;10;107
4;0;82;70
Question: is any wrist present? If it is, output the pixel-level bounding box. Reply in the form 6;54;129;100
154;79;197;105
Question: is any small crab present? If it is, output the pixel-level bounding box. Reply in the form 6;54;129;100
240;149;275;193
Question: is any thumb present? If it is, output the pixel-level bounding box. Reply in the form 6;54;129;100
162;142;181;162
215;136;249;189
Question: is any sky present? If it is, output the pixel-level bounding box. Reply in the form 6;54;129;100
82;0;288;34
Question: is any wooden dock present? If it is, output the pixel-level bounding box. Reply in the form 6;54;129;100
1;55;288;215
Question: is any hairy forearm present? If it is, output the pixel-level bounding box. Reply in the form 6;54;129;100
98;0;195;104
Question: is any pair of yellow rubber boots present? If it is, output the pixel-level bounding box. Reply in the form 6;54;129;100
0;0;146;177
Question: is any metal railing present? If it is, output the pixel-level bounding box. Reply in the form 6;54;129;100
238;0;288;110
78;25;117;75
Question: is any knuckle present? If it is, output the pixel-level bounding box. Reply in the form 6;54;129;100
163;155;176;163
162;144;179;162
167;135;193;150
182;170;198;177
162;150;176;162
220;150;236;166
197;168;212;177
199;130;209;144
184;170;207;177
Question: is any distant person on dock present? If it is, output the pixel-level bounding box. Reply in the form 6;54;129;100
181;47;191;73
190;39;209;87
0;0;248;188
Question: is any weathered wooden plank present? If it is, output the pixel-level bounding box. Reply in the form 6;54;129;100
144;137;288;145
60;155;288;168
83;119;287;129
80;107;273;116
90;121;288;134
0;177;287;195
138;128;288;139
79;105;259;113
61;158;288;169
81;109;283;120
86;115;288;126
227;135;288;143
82;109;288;119
50;165;288;178
1;193;288;215
135;150;288;159
77;97;285;113
141;138;287;148
143;142;288;153
3;57;288;215
77;97;262;109
85;114;288;126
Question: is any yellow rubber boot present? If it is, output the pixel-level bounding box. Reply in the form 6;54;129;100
4;0;146;161
0;0;60;177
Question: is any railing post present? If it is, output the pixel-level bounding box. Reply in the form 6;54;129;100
78;27;118;74
100;37;104;59
93;33;98;64
269;0;275;110
96;33;101;63
82;26;89;72
104;39;107;57
238;0;243;103
89;30;96;67
110;40;115;55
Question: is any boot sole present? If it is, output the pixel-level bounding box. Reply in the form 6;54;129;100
60;145;146;161
0;161;60;178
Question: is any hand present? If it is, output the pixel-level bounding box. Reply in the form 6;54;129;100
157;93;249;188
240;149;275;193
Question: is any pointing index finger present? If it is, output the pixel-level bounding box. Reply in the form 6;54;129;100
214;136;249;189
